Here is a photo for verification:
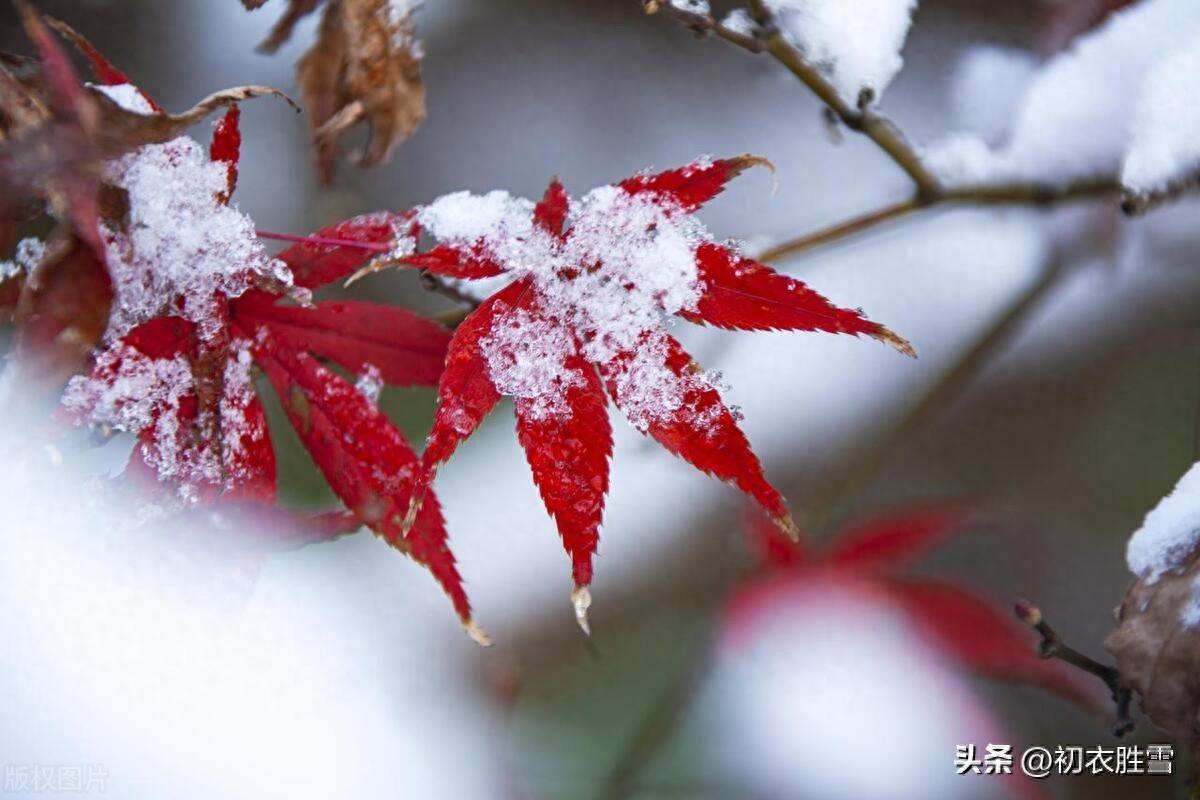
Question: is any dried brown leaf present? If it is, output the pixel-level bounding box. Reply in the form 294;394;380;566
295;0;425;183
1107;557;1200;756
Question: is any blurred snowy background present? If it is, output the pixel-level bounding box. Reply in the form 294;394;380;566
3;0;1199;797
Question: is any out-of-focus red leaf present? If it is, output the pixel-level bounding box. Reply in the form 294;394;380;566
618;155;770;211
15;1;95;131
274;211;413;289
247;323;471;624
44;16;134;89
514;323;612;589
210;104;241;203
885;578;1104;712
533;179;569;237
683;242;913;355
1039;0;1139;54
602;332;796;537
822;506;971;572
13;236;112;391
232;291;451;386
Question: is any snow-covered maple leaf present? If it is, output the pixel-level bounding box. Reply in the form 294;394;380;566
378;156;913;625
30;28;478;634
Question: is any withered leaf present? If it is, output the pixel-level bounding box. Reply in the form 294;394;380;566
1107;556;1200;756
289;0;425;182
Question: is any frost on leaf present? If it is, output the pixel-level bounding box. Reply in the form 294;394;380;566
352;156;910;621
765;0;918;104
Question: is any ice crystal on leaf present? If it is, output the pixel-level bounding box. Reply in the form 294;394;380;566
371;156;913;625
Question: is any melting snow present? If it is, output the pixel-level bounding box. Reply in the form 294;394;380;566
765;0;918;104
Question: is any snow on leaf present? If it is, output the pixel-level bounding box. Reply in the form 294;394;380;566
1126;459;1200;582
513;319;612;590
99;110;293;343
764;0;918;104
1121;28;1200;196
246;323;473;628
601;331;794;535
383;156;905;613
231;290;451;386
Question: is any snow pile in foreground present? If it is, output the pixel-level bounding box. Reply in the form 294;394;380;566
0;422;499;799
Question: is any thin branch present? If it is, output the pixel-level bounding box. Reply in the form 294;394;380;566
756;179;1120;263
256;228;390;252
646;3;1125;263
1014;599;1135;737
755;198;919;263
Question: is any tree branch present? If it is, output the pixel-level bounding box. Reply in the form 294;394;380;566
1014;599;1135;737
645;2;1125;263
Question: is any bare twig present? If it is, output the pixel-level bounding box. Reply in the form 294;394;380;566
1014;599;1135;737
646;2;1124;263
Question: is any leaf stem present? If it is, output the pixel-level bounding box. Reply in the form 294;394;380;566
255;228;392;252
647;2;1124;263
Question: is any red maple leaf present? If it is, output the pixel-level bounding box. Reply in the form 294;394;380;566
353;156;914;626
43;37;479;636
727;507;1105;712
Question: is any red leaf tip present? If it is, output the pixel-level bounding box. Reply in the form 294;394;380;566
1014;598;1043;627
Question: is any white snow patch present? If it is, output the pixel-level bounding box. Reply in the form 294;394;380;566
61;338;259;503
945;45;1038;145
100;87;293;343
1122;29;1200;194
765;0;918;104
705;579;999;799
1127;460;1200;581
926;0;1200;186
720;8;756;38
355;363;385;404
0;236;46;280
92;82;155;114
